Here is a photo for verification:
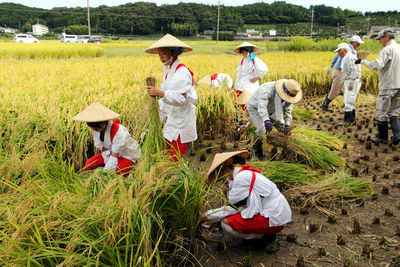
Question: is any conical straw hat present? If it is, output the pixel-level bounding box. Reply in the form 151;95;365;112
197;75;211;87
72;102;120;122
145;34;193;54
234;41;259;53
207;150;249;177
236;90;254;105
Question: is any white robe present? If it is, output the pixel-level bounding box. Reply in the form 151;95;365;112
158;59;198;143
206;166;292;227
93;120;141;163
235;55;269;92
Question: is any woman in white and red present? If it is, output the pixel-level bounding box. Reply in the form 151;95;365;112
203;151;291;244
234;41;269;110
145;34;198;162
211;73;233;89
73;102;141;177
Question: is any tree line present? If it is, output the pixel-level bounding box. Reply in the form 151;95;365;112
0;2;399;36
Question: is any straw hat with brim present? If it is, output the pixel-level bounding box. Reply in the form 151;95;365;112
207;150;249;177
197;75;211;87
72;102;120;122
236;90;254;105
145;33;193;54
275;79;303;104
234;41;259;54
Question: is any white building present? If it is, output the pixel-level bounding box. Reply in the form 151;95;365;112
269;29;276;36
32;24;49;36
1;27;18;33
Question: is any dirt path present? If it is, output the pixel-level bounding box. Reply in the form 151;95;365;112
186;96;400;267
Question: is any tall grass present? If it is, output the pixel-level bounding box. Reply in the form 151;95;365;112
0;127;209;266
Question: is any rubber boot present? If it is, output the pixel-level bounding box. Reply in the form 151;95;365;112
338;112;352;126
372;121;389;143
350;109;356;123
388;116;400;146
322;95;333;112
252;136;263;160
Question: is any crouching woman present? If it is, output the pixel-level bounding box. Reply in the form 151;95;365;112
204;151;291;241
73;102;141;176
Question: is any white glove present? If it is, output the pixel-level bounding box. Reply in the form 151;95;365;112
103;156;118;172
348;81;354;91
326;67;333;75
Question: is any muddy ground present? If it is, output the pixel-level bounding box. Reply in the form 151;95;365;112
185;96;400;267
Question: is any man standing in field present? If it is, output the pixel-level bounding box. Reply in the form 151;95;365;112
355;28;400;146
322;35;364;111
246;79;303;158
333;43;362;126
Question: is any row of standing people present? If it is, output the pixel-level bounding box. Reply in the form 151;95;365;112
322;28;400;146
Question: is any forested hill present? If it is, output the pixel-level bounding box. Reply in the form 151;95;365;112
0;2;399;36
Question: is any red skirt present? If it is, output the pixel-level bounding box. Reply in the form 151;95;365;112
165;135;188;162
226;213;285;235
234;90;248;111
84;153;134;177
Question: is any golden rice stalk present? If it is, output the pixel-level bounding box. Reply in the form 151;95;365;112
357;49;370;60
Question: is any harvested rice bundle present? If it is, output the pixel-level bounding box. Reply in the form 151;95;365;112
251;161;320;185
266;126;347;169
357;49;370;60
286;168;373;210
292;106;318;120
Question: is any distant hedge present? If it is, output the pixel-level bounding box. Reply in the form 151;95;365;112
211;32;235;41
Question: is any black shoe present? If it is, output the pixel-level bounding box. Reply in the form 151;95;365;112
243;234;276;250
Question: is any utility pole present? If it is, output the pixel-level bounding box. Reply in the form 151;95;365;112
366;15;370;36
388;16;391;26
310;6;314;39
87;0;91;35
131;25;133;35
396;19;398;28
216;1;220;43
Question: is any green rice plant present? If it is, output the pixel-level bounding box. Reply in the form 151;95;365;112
196;86;236;137
0;135;208;266
282;126;347;169
0;42;105;59
251;161;320;185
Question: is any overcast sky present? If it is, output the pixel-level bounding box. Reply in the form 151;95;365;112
3;0;398;14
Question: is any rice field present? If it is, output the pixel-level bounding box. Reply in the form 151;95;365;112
0;40;382;266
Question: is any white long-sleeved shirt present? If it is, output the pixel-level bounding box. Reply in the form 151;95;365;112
211;73;233;89
341;52;361;80
246;81;293;125
93;120;141;162
235;55;269;92
206;166;292;227
361;39;400;90
158;59;198;143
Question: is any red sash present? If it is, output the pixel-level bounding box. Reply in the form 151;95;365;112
110;119;120;142
237;165;261;195
165;63;195;86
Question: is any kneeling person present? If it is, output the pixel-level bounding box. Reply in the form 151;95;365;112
73;102;141;176
204;151;292;243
